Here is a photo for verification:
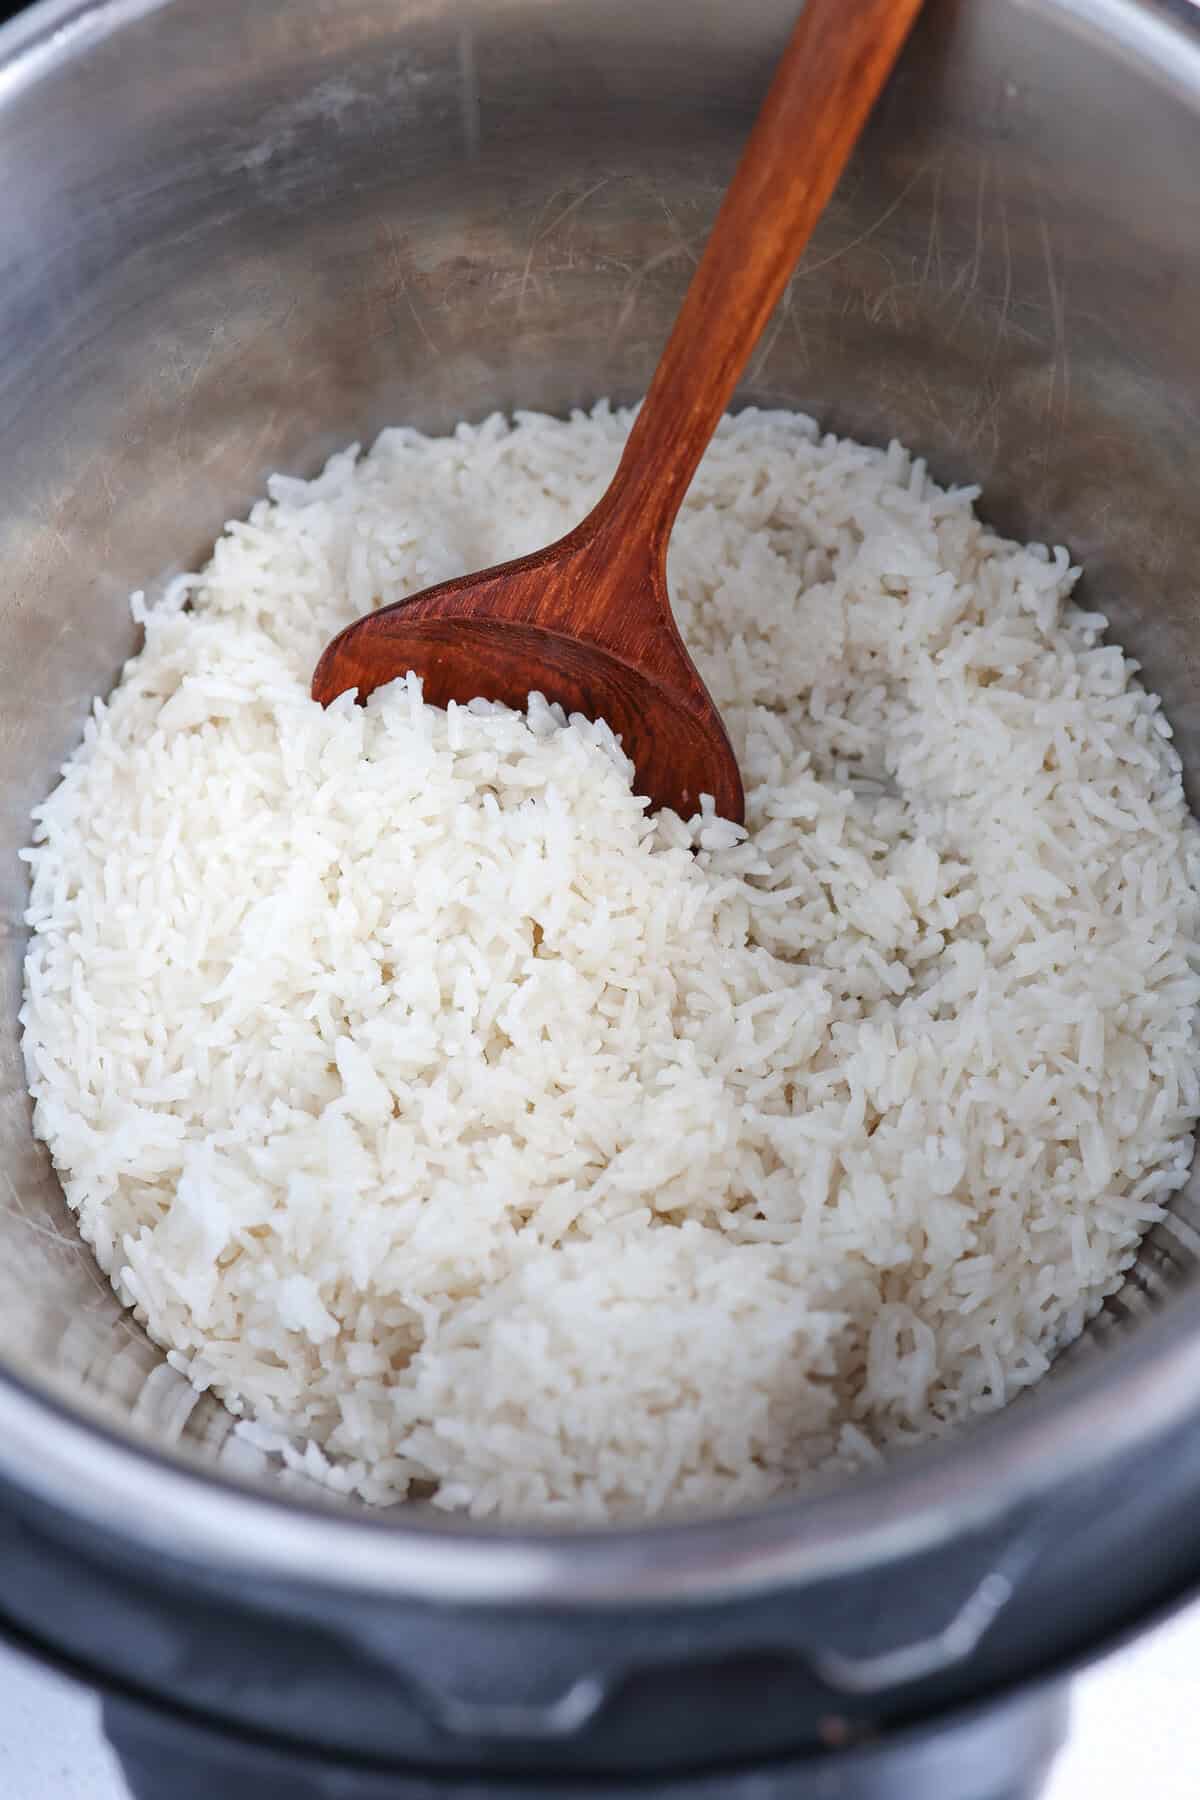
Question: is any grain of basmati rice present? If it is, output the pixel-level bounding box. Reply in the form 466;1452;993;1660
20;404;1200;1519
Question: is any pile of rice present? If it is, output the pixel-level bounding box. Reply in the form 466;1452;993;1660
20;404;1200;1520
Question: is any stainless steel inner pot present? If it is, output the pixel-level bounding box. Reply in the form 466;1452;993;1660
1;0;1200;1655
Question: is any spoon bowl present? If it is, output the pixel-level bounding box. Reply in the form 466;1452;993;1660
311;504;745;820
314;615;743;823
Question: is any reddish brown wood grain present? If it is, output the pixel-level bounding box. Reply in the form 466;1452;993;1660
312;0;923;824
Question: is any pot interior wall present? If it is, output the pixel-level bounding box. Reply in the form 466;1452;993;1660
1;0;1199;1507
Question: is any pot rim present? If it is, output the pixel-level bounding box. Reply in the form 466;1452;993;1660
1;0;1199;1608
0;1286;1198;1605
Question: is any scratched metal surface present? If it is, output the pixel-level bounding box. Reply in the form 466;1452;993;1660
0;0;1197;1496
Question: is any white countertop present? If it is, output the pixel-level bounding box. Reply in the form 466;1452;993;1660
0;1600;1195;1797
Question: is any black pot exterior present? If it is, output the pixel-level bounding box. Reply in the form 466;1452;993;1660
0;1422;1195;1792
102;1684;1068;1800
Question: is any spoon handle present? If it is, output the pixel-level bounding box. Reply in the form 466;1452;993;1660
596;0;923;557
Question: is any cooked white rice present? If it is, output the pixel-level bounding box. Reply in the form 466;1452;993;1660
19;403;1200;1520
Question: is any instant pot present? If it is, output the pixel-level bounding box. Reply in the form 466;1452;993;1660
2;1;1200;1795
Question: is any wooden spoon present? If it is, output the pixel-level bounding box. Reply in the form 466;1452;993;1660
312;0;923;823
